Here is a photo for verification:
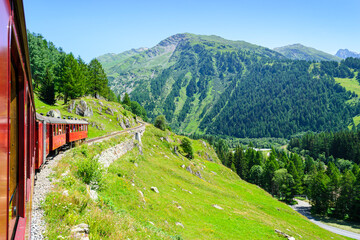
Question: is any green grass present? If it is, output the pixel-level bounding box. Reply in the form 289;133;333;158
334;74;360;127
43;125;352;239
335;76;360;97
35;95;138;139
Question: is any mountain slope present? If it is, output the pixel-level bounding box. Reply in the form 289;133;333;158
273;44;341;62
43;124;350;239
98;33;284;95
336;49;360;59
99;34;360;138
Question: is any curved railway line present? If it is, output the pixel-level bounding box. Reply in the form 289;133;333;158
85;121;146;145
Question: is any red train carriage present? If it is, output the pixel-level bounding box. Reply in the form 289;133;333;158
35;114;88;170
0;0;36;239
67;119;88;144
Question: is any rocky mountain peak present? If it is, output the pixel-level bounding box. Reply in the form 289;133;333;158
335;49;360;59
157;33;189;47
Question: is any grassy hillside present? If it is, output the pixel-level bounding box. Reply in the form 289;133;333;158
35;95;139;139
334;72;360;127
273;44;341;62
43;124;350;239
98;33;284;96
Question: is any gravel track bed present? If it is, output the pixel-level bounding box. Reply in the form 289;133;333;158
31;153;65;240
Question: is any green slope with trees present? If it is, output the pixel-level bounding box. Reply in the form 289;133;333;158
99;34;360;138
42;123;351;239
28;31;117;104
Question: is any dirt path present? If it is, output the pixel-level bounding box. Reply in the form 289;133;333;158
291;200;360;240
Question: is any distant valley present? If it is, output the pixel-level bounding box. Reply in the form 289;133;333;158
98;33;360;138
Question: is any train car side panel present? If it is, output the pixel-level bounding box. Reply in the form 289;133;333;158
0;0;11;238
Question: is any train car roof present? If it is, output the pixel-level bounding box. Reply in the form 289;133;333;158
36;113;88;124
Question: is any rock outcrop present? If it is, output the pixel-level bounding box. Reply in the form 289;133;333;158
68;100;76;113
75;100;93;117
46;109;61;118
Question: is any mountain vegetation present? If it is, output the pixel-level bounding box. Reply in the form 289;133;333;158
287;129;360;219
273;44;342;62
42;122;350;239
99;34;360;138
28;31;148;121
28;31;116;103
201;129;360;222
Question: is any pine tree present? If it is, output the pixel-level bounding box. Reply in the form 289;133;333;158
39;67;56;105
309;171;330;214
60;53;83;103
350;172;360;221
87;58;108;98
122;93;131;106
334;170;355;218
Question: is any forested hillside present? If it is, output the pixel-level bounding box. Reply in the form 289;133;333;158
99;33;360;138
28;31;116;104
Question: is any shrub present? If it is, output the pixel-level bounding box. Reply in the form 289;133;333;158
154;115;167;131
181;137;194;159
76;156;102;185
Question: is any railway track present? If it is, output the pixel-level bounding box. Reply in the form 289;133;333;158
31;122;146;239
85;121;146;144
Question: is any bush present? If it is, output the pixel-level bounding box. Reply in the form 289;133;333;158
76;156;102;185
154;115;167;131
181;137;194;159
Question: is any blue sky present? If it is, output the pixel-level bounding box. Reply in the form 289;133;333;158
24;0;360;63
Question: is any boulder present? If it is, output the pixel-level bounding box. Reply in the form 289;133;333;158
70;223;89;239
98;101;104;107
186;166;193;174
151;186;159;193
205;152;214;162
68;100;76;113
275;229;295;240
195;171;203;179
174;146;179;156
76;100;93;117
47;109;61;118
105;107;114;116
125;119;131;128
212;204;223;210
175;222;184;228
120;120;126;129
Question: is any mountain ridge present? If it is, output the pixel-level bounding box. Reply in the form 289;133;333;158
273;43;341;62
98;33;360;138
336;49;360;59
